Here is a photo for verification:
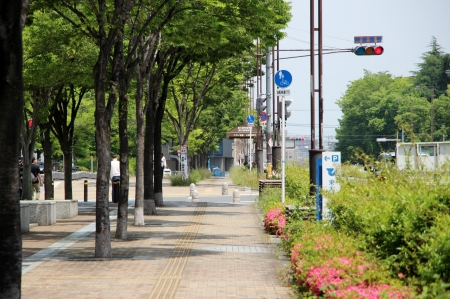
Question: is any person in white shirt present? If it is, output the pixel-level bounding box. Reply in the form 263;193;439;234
161;153;166;175
110;154;120;202
110;154;120;179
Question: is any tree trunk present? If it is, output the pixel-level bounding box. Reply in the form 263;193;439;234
144;89;157;215
63;149;73;199
94;47;113;258
116;39;129;239
0;0;25;296
134;61;145;225
154;116;163;206
42;123;53;199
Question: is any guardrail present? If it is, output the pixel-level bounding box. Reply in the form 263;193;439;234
258;180;282;193
48;171;97;180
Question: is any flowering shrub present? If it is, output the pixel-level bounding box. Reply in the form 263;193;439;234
330;282;411;299
264;208;286;236
287;221;413;298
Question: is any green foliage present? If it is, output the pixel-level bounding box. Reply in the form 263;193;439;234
285;162;313;204
337;39;450;162
229;165;261;189
256;164;313;215
257;188;283;215
335;71;412;161
325;164;450;290
412;37;450;98
284;220;410;297
168;168;211;186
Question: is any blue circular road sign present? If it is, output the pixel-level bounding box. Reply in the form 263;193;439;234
274;70;292;88
246;115;255;123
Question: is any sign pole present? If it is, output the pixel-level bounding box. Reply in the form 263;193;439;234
249;126;253;171
274;69;292;206
281;95;285;204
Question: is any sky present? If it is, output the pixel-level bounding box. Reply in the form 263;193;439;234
271;0;450;139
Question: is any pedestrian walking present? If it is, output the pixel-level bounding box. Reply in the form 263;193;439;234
110;154;120;203
31;157;42;200
161;153;166;175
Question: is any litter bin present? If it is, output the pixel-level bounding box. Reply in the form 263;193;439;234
112;177;120;203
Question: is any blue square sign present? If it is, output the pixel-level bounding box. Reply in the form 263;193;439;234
332;155;339;162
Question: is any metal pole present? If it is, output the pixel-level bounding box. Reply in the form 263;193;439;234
431;86;434;142
84;180;88;202
277;41;280;146
266;47;272;165
272;47;276;142
310;0;315;150
318;0;323;149
410;98;414;139
259;42;263;96
282;96;286;204
249;126;253;171
256;39;259;98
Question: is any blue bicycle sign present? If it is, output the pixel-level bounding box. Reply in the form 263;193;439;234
274;70;292;88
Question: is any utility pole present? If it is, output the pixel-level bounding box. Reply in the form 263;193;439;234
431;86;434;142
266;47;272;167
309;0;324;200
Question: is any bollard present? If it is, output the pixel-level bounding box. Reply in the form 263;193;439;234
84;180;88;202
189;183;196;197
51;180;54;200
222;183;228;195
233;189;240;203
192;190;199;202
267;163;272;179
112;179;120;203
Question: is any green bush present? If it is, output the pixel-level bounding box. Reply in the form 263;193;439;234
257;188;283;215
229;165;261;189
285;162;314;205
325;164;450;291
168;168;211;186
256;163;314;215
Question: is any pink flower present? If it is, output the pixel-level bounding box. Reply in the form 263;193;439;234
264;208;286;236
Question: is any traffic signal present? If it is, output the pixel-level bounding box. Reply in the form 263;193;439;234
354;45;384;56
285;99;292;120
256;97;267;114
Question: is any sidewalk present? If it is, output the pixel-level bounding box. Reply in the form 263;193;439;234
22;177;294;299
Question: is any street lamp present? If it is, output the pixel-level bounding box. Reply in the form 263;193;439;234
415;85;434;142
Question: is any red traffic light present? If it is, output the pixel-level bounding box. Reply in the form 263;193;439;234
354;45;384;56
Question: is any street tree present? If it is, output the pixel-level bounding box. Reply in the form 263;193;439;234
335;71;411;161
48;0;139;257
144;0;291;206
412;37;450;98
164;58;249;162
23;9;96;200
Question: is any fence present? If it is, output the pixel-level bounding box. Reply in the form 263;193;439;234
48;171;97;180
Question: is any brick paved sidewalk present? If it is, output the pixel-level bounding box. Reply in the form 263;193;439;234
21;178;294;299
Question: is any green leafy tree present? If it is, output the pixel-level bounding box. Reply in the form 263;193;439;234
164;58;248;154
335;71;411;161
412;37;450;98
23;9;96;200
145;0;291;206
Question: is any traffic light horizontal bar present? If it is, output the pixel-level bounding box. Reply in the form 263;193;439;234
354;36;383;44
354;45;384;56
